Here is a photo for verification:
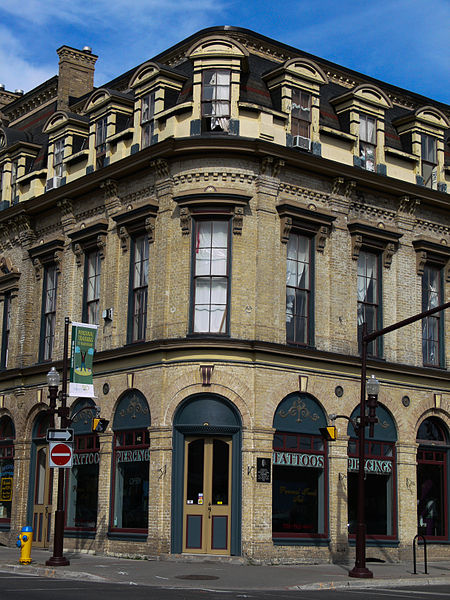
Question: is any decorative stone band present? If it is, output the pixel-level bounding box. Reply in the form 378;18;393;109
348;457;392;474
273;451;324;469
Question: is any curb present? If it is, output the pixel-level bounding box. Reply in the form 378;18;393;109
0;563;107;583
288;576;450;591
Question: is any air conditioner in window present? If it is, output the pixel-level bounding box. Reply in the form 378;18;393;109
45;176;62;191
292;136;311;150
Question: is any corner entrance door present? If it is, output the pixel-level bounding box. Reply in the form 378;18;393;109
32;444;53;548
183;437;231;554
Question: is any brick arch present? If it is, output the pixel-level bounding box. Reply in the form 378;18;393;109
414;408;450;439
0;410;15;437
24;403;50;440
163;371;251;429
110;388;151;430
260;373;305;428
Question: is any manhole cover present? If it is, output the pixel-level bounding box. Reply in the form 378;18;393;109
175;574;220;580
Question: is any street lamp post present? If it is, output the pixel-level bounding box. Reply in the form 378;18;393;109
348;363;379;579
349;300;449;578
46;318;70;567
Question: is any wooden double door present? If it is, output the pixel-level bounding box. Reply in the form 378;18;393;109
183;437;231;554
32;444;53;547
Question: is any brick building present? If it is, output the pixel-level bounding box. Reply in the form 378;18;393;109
0;27;448;564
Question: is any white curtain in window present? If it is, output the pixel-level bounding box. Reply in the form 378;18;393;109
209;71;230;132
357;256;374;325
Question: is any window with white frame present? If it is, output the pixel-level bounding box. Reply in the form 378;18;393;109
129;235;149;342
357;250;380;356
141;92;155;148
291;89;311;144
53;138;64;178
421;134;437;189
201;70;231;132
95;116;108;169
192;219;229;333
422;264;443;366
359;114;376;171
41;264;58;361
286;233;312;345
84;250;101;326
1;292;11;369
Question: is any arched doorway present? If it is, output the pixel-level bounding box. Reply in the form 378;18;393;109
110;390;150;535
417;417;449;540
347;403;397;540
28;412;53;547
272;392;328;541
66;399;100;533
172;394;242;555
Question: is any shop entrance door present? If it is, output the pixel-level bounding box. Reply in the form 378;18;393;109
183;437;231;554
32;444;53;547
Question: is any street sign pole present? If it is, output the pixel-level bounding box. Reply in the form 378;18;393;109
46;317;70;568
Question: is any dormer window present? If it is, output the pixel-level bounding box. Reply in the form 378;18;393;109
141;92;155;148
53;138;64;178
291;89;311;148
359;114;376;171
202;70;230;132
95;116;107;169
421;133;437;189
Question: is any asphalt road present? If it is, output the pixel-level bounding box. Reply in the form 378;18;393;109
1;573;450;600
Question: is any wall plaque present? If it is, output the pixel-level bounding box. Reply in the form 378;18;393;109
256;457;271;483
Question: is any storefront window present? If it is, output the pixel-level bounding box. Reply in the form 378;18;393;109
347;404;397;540
417;417;448;540
273;432;325;537
66;434;100;530
272;392;328;540
110;390;151;534
0;416;14;525
112;429;149;531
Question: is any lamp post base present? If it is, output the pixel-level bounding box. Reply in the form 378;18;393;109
46;556;70;567
349;566;373;578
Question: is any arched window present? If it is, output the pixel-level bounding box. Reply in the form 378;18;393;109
272;392;328;540
417;417;449;540
111;390;150;534
0;416;14;526
347;404;397;540
66;399;100;532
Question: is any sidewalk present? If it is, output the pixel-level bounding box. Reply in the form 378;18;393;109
1;546;450;591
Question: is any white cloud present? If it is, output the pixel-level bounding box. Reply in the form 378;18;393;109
0;25;54;92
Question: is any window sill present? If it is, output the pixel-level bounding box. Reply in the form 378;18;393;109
319;125;357;143
64;530;96;539
107;128;134;145
273;536;329;546
348;537;399;547
107;530;148;541
65;150;89;166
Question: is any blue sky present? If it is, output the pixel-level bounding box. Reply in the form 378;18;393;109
0;0;449;104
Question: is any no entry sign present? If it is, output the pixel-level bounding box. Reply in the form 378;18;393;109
49;442;73;468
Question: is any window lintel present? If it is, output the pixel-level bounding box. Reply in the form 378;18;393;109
112;204;157;250
277;202;335;248
412;237;450;279
348;220;402;267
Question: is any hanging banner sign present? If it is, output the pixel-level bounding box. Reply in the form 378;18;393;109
69;322;98;398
